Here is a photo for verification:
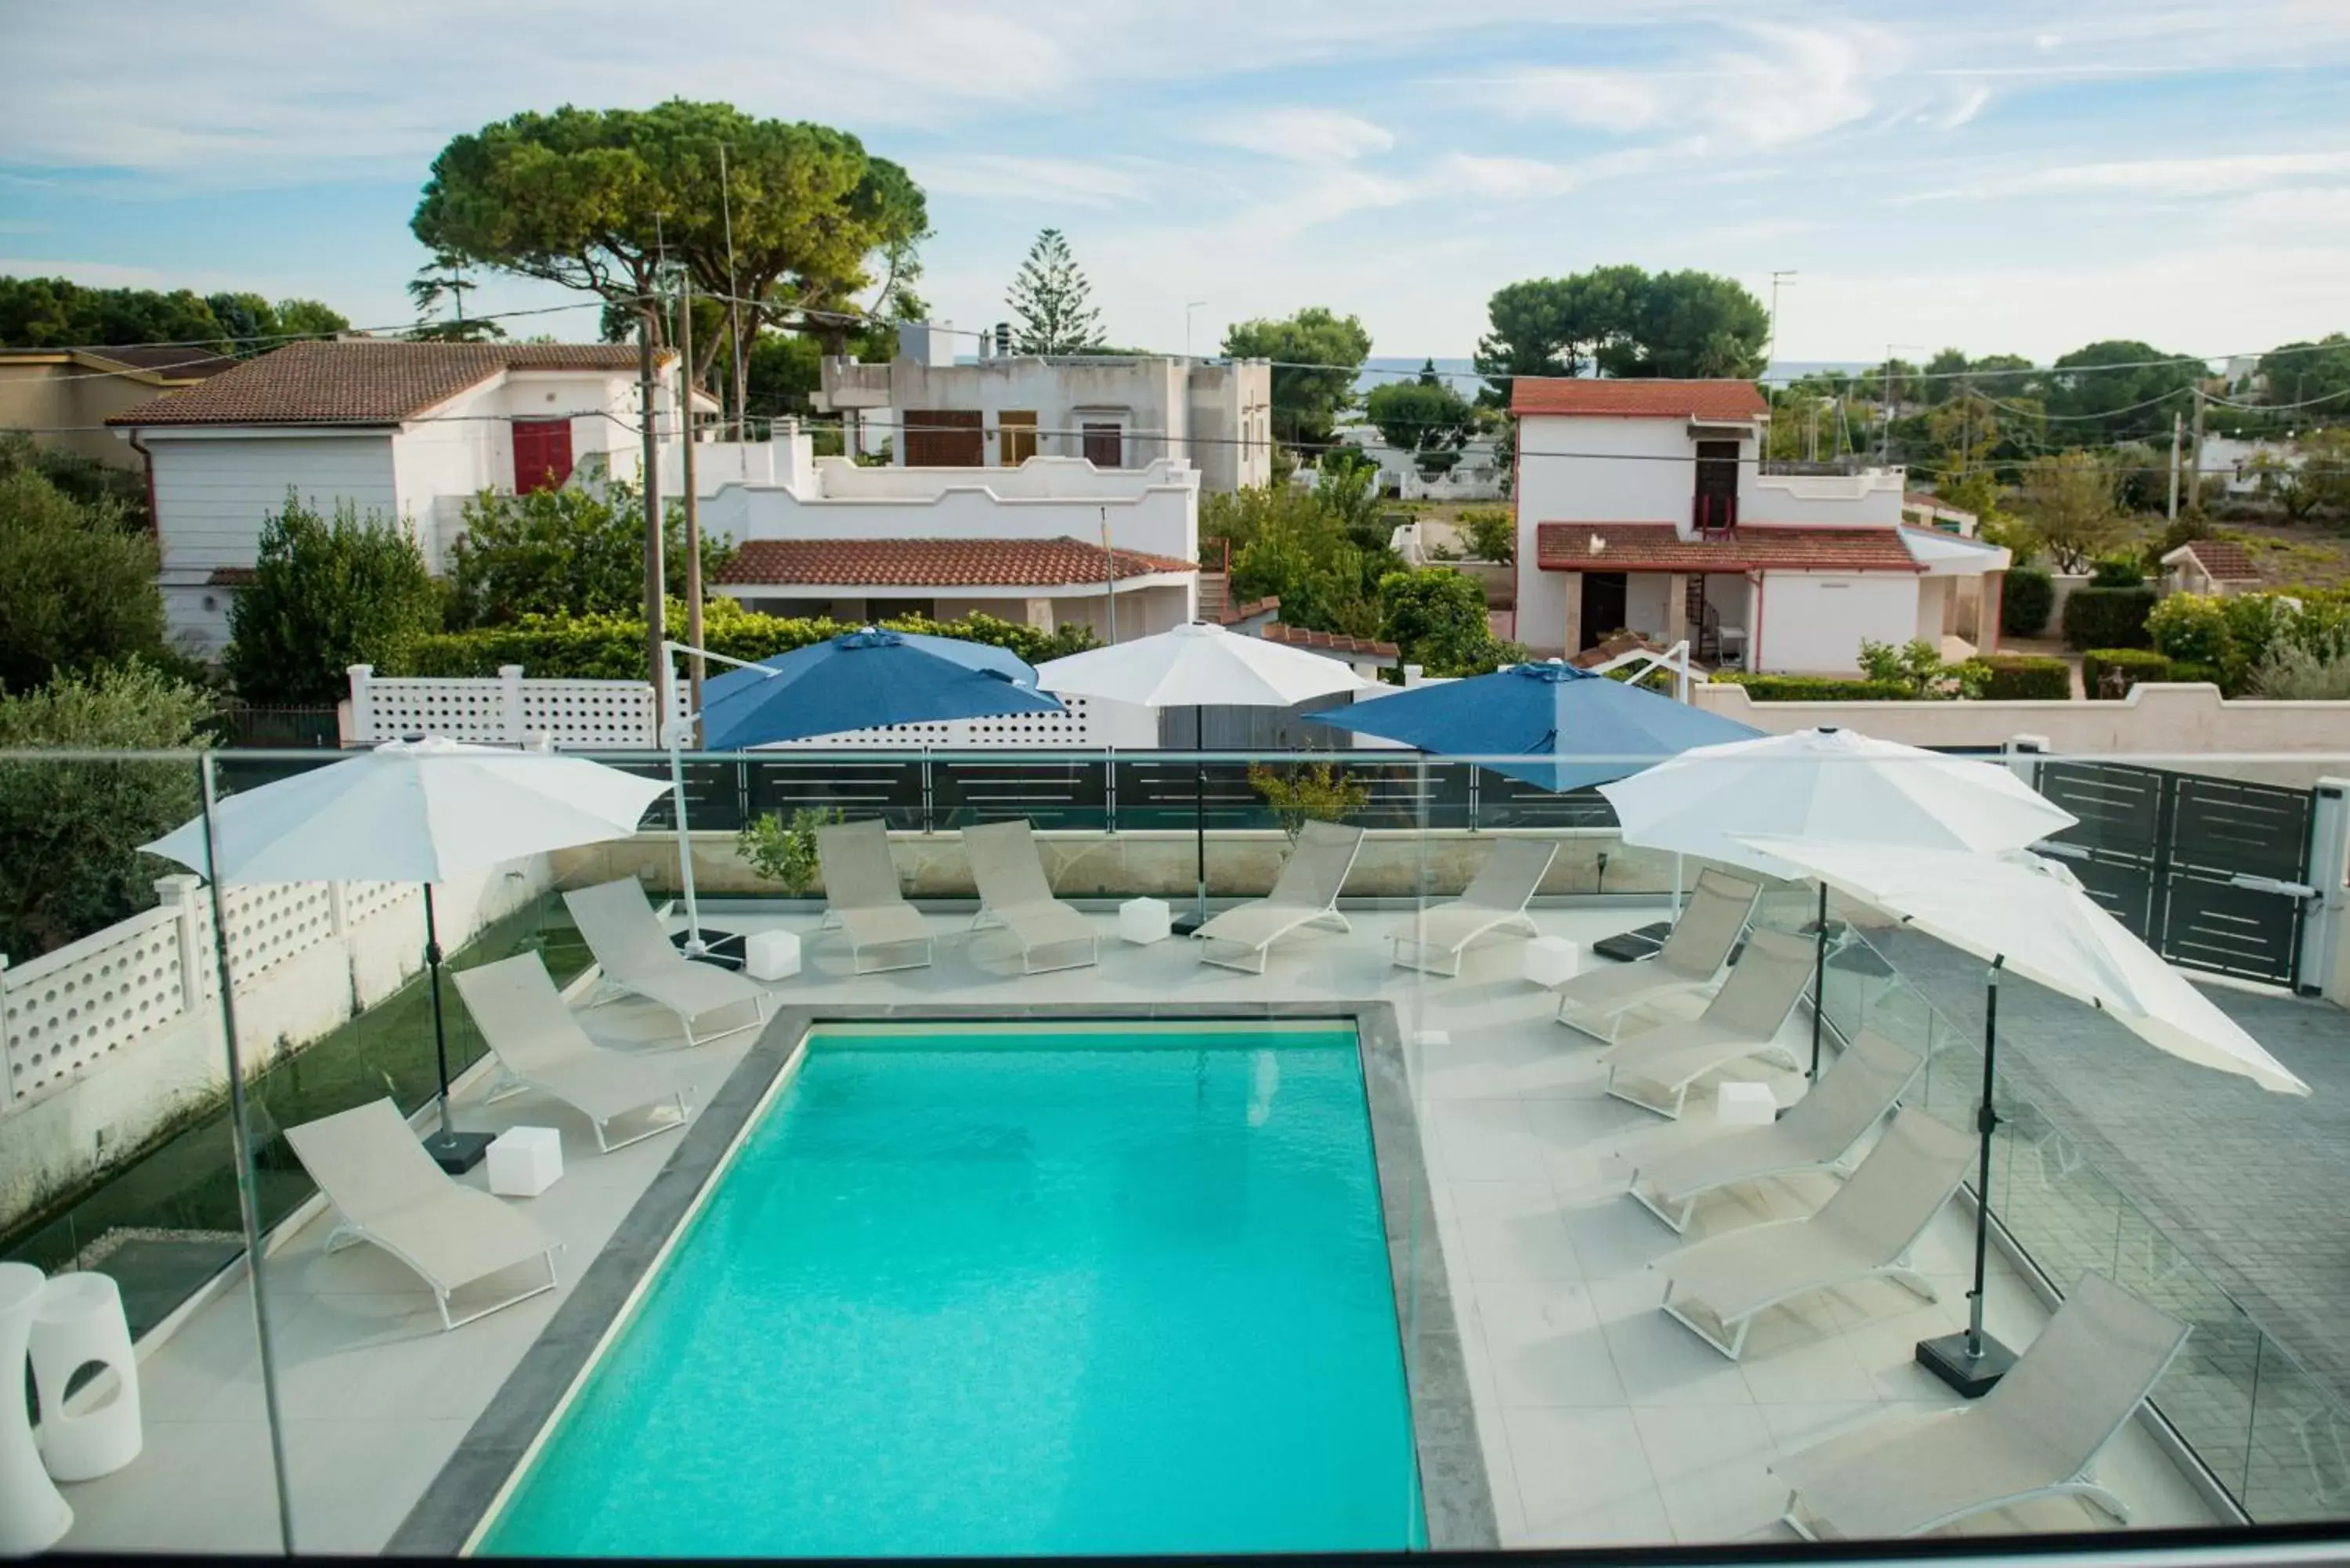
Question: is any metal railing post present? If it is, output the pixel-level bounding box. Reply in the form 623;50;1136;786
921;748;935;834
2303;779;2348;1000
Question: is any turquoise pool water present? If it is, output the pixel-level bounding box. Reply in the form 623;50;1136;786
479;1022;1423;1558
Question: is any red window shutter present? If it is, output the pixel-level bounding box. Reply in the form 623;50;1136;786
512;419;573;492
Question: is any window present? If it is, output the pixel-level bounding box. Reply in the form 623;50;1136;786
999;411;1039;467
903;409;984;467
1083;421;1123;469
1694;439;1739;531
510;418;573;493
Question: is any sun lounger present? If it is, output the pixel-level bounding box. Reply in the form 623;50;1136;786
1390;838;1558;976
1195;820;1365;974
1600;927;1818;1118
964;818;1098;974
282;1098;560;1332
562;879;772;1044
814;818;935;974
1774;1272;2190;1538
454;952;699;1153
1627;1028;1922;1232
1654;1108;1974;1358
1554;868;1761;1041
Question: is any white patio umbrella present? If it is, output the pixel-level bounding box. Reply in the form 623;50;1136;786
1597;726;2079;1078
144;737;669;1169
1036;621;1383;928
1740;835;2308;1396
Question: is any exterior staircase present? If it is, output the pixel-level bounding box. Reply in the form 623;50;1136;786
1198;538;1231;622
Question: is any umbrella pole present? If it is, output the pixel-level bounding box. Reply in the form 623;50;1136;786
671;725;703;948
1809;882;1828;1081
1169;703;1206;934
419;885;492;1173
1916;954;2016;1397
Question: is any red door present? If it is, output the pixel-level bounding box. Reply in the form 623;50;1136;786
511;419;573;492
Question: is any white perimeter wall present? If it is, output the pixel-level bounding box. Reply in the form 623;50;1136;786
1756;574;1927;674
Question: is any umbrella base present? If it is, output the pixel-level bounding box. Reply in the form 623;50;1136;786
421;1129;495;1176
1916;1330;2016;1398
669;928;747;971
1171;913;1207;937
1590;921;1674;963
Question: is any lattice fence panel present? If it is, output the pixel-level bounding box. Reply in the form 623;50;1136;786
519;681;658;749
1;912;187;1107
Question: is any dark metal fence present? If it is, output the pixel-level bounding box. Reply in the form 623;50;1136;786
208;703;340;750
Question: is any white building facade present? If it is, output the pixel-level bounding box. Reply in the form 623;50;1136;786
1510;378;2009;673
815;327;1274;493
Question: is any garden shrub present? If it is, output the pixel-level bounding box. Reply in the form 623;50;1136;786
2001;566;2054;638
1976;655;2070;700
2164;660;2225;687
2082;648;2169;699
1708;673;1912;701
2060;586;2157;651
2088;555;2146;588
2146;593;2230;667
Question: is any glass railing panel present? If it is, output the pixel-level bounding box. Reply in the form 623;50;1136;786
2246;1331;2350;1521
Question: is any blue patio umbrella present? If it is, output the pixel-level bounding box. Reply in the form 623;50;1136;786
670;627;1064;949
1300;661;1760;793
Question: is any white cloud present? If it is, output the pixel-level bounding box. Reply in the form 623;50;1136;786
1911;150;2350;202
1939;84;1992;128
1205;109;1394;164
921;156;1149;208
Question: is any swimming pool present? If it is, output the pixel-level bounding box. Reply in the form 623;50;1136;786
477;1021;1423;1557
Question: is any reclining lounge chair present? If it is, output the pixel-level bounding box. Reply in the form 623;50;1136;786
1773;1272;2190;1537
283;1098;561;1332
1195;820;1365;974
1390;837;1558;977
1554;868;1761;1042
562;878;773;1044
815;818;935;974
1654;1107;1974;1359
454;952;700;1153
965;818;1099;974
1627;1028;1922;1232
1600;927;1818;1118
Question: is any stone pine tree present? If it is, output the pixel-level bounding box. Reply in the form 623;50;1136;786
1005;229;1104;354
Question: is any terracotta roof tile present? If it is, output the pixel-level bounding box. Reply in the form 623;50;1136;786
1534;522;1922;573
2171;540;2260;581
718;537;1197;589
1219;594;1280;624
205;566;256;587
0;345;240;381
107;339;663;427
1257;623;1398;659
1512;378;1768;421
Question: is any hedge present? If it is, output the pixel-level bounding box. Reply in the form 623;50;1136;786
2060;586;2157;652
396;605;1097;681
2001;566;2054;638
2082;648;2169;699
2165;660;2225;687
1708;674;1913;702
1975;654;2070;700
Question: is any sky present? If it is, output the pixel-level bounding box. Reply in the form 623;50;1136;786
4;1;2350;369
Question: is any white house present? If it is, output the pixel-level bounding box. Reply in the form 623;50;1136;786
815;325;1274;493
109;340;703;653
1336;424;1507;502
696;423;1200;643
1510;378;2009;673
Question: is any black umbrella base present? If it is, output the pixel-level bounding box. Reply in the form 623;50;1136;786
422;1129;495;1176
668;928;747;971
1590;921;1674;963
1917;1330;2016;1398
1171;913;1207;937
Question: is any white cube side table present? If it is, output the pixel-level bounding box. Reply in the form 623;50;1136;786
743;928;801;982
487;1125;564;1198
1119;897;1172;945
31;1272;140;1482
1521;936;1582;988
1716;1081;1778;1127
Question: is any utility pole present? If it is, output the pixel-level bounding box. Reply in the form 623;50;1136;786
2189;385;2208;515
718;142;746;441
638;309;666;733
2167;410;2184;520
1766;271;1797;368
1100;507;1119;645
679;270;704;735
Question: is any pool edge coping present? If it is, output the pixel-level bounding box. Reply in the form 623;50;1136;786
392;1000;1494;1555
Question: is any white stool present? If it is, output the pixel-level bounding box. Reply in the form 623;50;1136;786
1716;1081;1778;1127
1522;936;1582;988
487;1125;565;1198
1119;897;1172;945
0;1264;71;1551
743;929;801;981
30;1271;140;1483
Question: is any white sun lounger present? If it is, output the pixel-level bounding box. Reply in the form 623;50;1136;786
1195;820;1365;974
1627;1028;1922;1232
1654;1108;1975;1359
282;1099;560;1332
1775;1272;2190;1538
1390;838;1558;976
454;952;699;1153
562;879;772;1045
1600;927;1818;1118
965;818;1099;974
815;818;935;974
1555;868;1761;1042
